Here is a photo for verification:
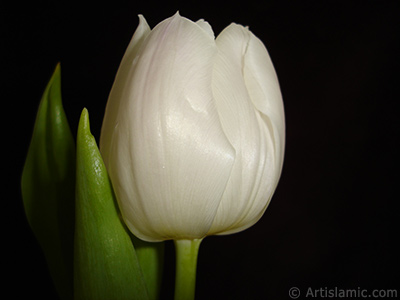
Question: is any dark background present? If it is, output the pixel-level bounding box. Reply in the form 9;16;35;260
3;1;399;299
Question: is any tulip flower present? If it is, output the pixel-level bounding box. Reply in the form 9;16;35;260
100;12;285;300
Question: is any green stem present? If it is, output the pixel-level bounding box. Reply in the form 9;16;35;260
173;239;202;300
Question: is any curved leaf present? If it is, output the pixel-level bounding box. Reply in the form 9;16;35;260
21;63;75;300
74;108;149;300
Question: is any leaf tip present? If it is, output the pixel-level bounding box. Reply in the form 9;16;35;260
51;62;62;84
78;107;90;134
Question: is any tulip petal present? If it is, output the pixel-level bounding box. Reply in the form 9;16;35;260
209;24;281;235
100;15;151;164
243;29;285;176
103;13;235;241
195;19;214;38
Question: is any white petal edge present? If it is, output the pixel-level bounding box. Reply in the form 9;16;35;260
243;27;285;182
208;24;280;235
196;19;215;38
100;15;151;165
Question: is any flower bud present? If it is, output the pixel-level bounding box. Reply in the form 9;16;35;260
100;12;285;242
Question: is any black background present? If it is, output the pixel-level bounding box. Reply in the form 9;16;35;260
3;1;399;299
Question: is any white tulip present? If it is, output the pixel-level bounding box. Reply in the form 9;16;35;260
100;12;285;242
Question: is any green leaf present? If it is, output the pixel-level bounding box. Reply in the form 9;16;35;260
74;108;149;300
131;236;165;300
21;63;75;300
